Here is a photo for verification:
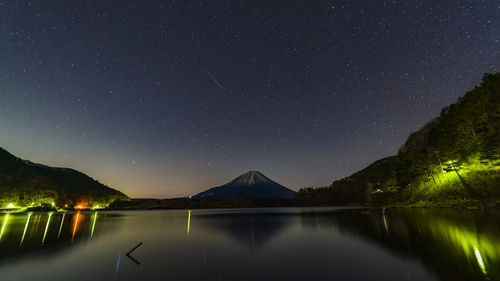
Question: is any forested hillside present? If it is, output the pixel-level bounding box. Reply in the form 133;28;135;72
295;73;500;206
0;147;128;208
295;156;398;205
396;73;500;202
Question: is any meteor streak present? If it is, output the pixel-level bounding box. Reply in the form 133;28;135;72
207;72;224;90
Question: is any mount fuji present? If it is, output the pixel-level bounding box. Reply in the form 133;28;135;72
192;171;296;200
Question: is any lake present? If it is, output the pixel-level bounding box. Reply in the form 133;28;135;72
0;207;498;281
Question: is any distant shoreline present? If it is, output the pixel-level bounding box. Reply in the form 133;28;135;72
105;197;499;211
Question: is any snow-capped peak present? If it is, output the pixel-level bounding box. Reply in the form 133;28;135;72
226;171;273;186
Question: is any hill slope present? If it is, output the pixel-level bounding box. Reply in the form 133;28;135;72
296;72;500;205
193;171;296;200
394;73;500;202
0;147;128;208
295;156;398;205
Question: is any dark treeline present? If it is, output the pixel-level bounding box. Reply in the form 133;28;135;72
109;198;294;210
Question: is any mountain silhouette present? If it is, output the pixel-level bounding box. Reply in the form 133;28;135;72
193;171;296;200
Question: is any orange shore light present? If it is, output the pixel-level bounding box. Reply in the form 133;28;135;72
72;212;80;241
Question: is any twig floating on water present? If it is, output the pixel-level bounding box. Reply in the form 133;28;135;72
126;242;143;255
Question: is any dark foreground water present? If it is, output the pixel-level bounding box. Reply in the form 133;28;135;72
0;207;498;281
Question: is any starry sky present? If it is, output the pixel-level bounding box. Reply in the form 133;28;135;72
1;0;499;198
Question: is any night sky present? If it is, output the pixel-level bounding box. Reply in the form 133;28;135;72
1;1;499;198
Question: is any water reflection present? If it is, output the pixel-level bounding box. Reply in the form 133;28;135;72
41;213;52;245
57;213;65;239
0;208;497;281
0;214;9;240
72;212;81;241
194;211;295;248
19;213;31;246
319;208;500;281
187;210;191;235
91;212;98;238
0;211;108;262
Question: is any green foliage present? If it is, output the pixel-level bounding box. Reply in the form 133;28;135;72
396;73;500;202
0;147;128;207
295;72;500;206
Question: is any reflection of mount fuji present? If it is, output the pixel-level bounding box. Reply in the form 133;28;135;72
0;212;116;263
195;212;295;249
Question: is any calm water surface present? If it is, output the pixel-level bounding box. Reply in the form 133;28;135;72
0;207;498;281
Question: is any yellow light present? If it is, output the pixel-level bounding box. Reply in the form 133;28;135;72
7;204;14;209
20;214;32;246
90;212;97;238
72;212;80;241
51;202;55;207
57;213;65;239
474;247;487;275
187;210;191;235
0;214;9;240
382;212;389;233
74;202;89;209
42;213;52;245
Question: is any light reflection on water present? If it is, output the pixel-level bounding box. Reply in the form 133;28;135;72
0;207;498;281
